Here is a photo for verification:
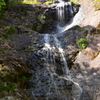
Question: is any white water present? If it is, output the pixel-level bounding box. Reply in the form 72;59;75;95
56;2;65;24
54;36;69;76
55;1;84;34
56;1;75;27
43;34;69;75
42;33;82;100
31;1;84;99
63;6;84;32
67;2;74;17
42;1;83;99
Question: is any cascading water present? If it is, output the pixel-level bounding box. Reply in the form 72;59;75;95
56;1;74;27
54;36;69;76
29;0;84;100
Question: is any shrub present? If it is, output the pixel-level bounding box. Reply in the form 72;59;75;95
2;34;11;39
2;26;16;39
76;38;88;51
0;0;6;14
38;15;46;24
4;83;17;91
6;26;16;34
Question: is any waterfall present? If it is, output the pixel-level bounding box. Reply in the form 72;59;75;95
29;0;84;100
56;1;75;27
42;34;69;75
63;6;84;32
54;36;69;76
56;0;84;33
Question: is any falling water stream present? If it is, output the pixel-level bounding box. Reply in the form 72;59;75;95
29;0;84;100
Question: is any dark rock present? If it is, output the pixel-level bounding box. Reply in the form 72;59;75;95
0;59;3;64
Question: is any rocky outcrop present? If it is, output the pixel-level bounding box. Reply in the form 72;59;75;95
67;29;100;100
58;25;100;100
3;4;54;33
28;37;82;100
78;0;100;28
0;4;42;99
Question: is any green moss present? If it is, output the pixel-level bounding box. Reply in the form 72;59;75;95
70;0;79;4
22;0;41;4
7;0;41;5
44;0;55;4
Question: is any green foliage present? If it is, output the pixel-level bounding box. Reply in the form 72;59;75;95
1;68;9;72
10;0;23;5
33;47;36;50
0;0;41;14
0;0;41;10
0;85;4;92
0;0;6;14
70;0;79;4
0;83;17;92
2;26;16;39
36;15;46;32
22;0;40;4
5;83;17;91
0;74;27;92
6;26;16;34
10;0;40;5
0;66;28;93
84;28;88;33
45;0;54;4
76;38;88;51
2;76;8;82
38;15;46;24
36;23;42;32
18;76;27;81
2;34;11;39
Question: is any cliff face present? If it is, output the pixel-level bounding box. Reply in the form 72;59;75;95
37;0;100;28
77;0;100;28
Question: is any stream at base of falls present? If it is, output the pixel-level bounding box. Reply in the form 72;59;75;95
28;0;84;100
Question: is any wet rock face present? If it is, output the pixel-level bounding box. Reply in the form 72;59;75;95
29;53;81;100
28;33;82;100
